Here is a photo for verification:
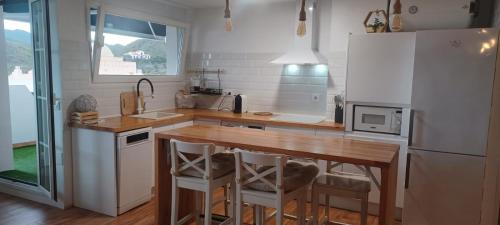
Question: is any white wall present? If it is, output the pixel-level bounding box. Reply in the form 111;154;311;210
189;0;333;117
189;0;472;119
330;0;472;52
494;0;500;27
0;8;13;172
190;1;296;53
9;86;37;144
55;0;192;207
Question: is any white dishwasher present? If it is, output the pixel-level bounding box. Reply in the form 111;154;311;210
117;127;153;214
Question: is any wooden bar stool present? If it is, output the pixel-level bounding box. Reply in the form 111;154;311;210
311;166;371;225
170;139;236;225
234;150;319;225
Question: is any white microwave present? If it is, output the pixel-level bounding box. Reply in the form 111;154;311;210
353;105;402;135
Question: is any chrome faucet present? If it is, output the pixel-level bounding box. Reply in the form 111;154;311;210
136;78;154;114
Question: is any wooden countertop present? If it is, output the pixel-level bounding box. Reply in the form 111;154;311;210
70;109;344;133
157;125;398;167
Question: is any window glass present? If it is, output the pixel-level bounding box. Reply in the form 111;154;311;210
89;7;98;60
362;114;386;125
93;13;184;76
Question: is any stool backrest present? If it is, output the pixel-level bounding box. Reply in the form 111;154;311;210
170;139;216;180
234;149;287;193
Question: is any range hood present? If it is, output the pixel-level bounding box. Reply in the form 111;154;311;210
271;0;326;65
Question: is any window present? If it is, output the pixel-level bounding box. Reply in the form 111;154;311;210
88;6;98;61
88;6;188;81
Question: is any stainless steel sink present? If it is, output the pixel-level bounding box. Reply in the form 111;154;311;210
130;112;183;120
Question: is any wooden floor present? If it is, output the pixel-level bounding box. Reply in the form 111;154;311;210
0;189;401;225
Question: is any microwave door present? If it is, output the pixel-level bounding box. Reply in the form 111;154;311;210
354;108;392;133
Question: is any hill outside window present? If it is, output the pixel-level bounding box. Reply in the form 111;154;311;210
88;4;189;83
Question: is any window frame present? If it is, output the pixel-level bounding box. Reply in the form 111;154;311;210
86;2;190;83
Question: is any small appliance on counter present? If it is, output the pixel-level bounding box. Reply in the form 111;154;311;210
233;94;248;114
334;94;344;123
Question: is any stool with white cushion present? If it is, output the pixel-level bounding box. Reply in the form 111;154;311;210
170;139;236;225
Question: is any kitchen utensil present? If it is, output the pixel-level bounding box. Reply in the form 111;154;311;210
254;112;273;116
233;94;248;114
120;91;143;116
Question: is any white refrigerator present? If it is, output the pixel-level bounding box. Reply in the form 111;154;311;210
403;29;498;225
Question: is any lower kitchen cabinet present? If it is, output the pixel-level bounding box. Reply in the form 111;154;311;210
173;120;194;128
315;129;345;138
266;125;316;135
193;118;221;126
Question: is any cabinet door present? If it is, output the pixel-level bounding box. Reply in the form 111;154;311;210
174;121;194;128
403;149;485;225
410;29;496;155
193;119;221;126
346;32;415;104
315;129;344;138
265;126;315;136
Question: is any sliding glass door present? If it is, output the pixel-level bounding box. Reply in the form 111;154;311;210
30;0;56;199
0;5;15;175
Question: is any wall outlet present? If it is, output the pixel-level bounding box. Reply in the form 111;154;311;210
223;89;238;96
312;94;320;102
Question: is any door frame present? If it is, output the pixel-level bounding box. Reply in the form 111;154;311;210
29;0;57;201
0;0;57;204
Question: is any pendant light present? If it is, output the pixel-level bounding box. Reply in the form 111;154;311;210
296;0;306;37
390;0;403;32
224;0;233;32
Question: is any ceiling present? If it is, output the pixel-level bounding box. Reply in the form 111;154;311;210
161;0;295;8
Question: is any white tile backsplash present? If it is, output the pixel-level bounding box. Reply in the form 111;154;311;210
187;52;330;116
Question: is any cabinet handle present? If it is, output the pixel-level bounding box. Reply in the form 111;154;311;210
408;109;415;147
405;153;412;189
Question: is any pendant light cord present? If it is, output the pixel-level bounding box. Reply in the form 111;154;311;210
225;0;230;18
224;0;233;32
299;0;306;21
297;0;307;36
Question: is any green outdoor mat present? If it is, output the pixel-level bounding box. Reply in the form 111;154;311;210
0;145;37;185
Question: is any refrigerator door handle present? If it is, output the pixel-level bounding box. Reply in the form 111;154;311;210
408;109;415;147
405;152;412;189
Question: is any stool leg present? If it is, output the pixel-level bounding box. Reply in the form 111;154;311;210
195;191;202;225
276;200;284;225
360;193;369;225
229;181;236;220
311;185;319;225
224;185;229;216
205;186;213;225
297;195;306;225
235;185;243;225
171;179;179;225
255;205;263;225
324;194;330;223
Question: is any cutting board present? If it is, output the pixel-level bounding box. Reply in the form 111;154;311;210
120;91;143;116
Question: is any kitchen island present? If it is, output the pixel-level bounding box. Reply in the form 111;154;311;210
155;125;400;225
